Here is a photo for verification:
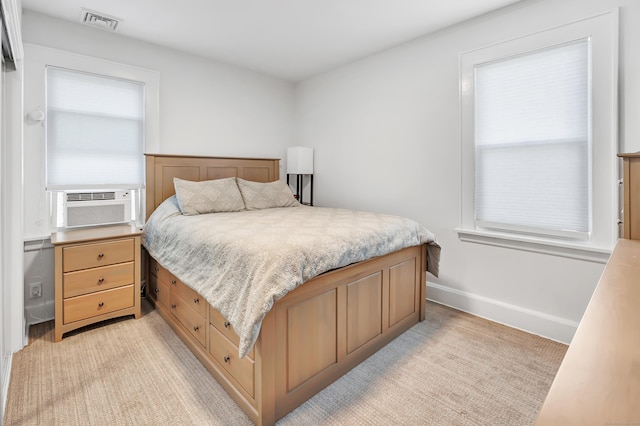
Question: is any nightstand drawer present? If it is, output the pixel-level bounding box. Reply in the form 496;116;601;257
170;293;206;347
63;262;134;298
63;239;134;272
209;324;255;397
63;285;134;324
210;306;253;359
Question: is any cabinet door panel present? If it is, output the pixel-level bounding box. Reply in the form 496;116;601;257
389;258;418;327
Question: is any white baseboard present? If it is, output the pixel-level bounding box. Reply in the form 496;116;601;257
2;352;12;423
426;282;578;345
25;300;55;327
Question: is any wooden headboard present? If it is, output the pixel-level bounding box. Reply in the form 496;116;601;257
144;154;280;220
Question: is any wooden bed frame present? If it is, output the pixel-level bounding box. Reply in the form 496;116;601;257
144;154;428;425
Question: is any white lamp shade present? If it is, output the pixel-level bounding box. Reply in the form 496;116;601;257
287;147;314;174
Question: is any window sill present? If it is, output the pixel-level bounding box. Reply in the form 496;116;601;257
455;227;612;264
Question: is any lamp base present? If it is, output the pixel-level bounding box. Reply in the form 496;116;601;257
287;174;313;206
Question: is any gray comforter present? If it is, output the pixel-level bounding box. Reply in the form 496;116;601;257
143;196;440;357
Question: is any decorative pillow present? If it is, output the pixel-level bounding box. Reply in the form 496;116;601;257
173;177;245;215
236;178;300;210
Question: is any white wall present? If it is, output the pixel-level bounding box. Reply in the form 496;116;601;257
21;10;295;325
1;0;24;417
22;10;296;239
18;0;640;345
295;0;640;343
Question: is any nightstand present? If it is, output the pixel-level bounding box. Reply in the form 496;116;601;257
51;224;142;342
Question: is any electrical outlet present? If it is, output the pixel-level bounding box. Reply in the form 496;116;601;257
29;282;42;299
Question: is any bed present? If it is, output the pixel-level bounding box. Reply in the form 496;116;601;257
143;154;440;425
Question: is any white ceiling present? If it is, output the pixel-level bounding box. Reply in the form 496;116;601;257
21;0;524;81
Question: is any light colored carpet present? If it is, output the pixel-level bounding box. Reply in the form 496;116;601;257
3;299;566;425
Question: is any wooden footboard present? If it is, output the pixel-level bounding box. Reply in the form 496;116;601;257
147;244;427;425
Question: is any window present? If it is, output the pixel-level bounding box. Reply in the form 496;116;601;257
46;67;144;190
474;41;590;240
459;11;618;262
23;44;159;237
46;67;145;228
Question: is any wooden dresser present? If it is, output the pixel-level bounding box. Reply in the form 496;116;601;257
620;152;640;239
52;224;142;342
535;153;640;425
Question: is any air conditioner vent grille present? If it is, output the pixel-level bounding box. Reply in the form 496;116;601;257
80;9;121;32
67;192;116;202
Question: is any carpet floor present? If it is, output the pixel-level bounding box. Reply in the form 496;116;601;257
3;299;566;425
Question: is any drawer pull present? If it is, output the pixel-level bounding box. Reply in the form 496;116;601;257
154;288;160;294
98;302;104;308
224;321;231;329
223;356;230;363
98;277;105;284
154;266;159;272
171;304;176;310
97;253;104;259
193;325;199;332
171;279;177;286
193;297;199;304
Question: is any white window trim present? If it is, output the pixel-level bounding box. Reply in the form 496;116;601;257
24;44;159;232
25;44;159;154
458;10;619;261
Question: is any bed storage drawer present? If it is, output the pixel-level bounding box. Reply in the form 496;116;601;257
150;259;172;286
209;306;254;359
172;278;206;317
209;324;255;397
63;239;134;272
148;273;170;309
63;262;135;298
170;293;206;347
63;285;134;324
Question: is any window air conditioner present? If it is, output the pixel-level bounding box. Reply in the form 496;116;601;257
63;191;131;228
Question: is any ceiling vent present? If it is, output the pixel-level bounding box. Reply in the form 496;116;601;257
80;9;121;32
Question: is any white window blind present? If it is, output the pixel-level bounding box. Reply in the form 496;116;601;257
46;67;144;189
474;40;590;239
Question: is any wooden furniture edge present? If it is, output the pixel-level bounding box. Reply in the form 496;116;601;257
535;238;640;424
51;224;142;246
145;153;280;161
619;153;640;239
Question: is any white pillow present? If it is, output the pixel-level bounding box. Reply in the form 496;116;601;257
173;177;245;215
236;178;300;210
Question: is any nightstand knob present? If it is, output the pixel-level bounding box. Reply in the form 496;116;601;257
224;321;231;329
223;356;230;363
98;302;104;308
97;253;104;259
193;325;199;332
193;297;199;304
98;277;105;284
171;304;176;310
